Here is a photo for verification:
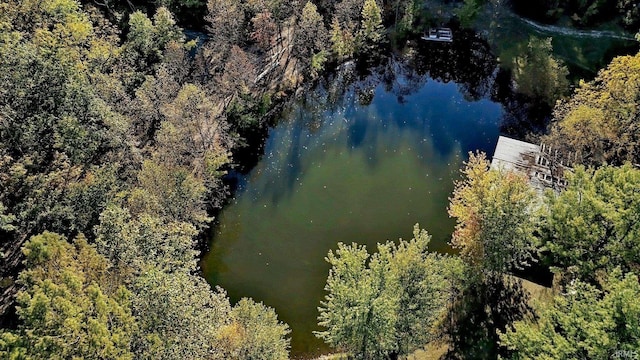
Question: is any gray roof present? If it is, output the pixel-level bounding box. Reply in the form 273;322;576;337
490;136;540;173
490;136;571;193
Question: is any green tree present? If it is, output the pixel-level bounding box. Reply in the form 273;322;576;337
0;4;292;360
316;225;459;358
95;204;199;275
316;241;397;358
446;151;540;359
541;165;640;281
358;0;385;53
128;39;195;145
0;155;86;296
0;202;16;233
512;37;569;106
223;298;291;360
130;66;181;143
500;269;640;358
154;84;232;209
131;268;232;360
330;17;357;60
156;83;232;181
293;1;328;76
391;226;463;356
58;165;123;235
544;50;640;166
0;0;124;169
133;160;210;226
153;7;184;46
448;152;538;273
122;8;185;76
0;0;131;295
0;232;135;359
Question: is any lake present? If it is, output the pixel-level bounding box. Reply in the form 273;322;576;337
201;34;507;356
201;16;637;358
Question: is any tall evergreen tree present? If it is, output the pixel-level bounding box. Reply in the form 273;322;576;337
330;17;357;60
358;0;384;54
293;1;329;76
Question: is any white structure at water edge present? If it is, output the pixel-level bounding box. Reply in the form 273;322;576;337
490;136;570;192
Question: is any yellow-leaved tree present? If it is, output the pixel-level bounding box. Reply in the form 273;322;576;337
448;152;538;274
544;51;640;166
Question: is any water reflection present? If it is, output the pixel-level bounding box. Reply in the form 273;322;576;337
198;7;640;357
411;30;499;101
475;5;639;80
202;36;505;357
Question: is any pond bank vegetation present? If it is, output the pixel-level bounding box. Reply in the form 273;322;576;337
1;0;640;358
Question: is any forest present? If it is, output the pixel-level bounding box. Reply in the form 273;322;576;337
0;0;639;359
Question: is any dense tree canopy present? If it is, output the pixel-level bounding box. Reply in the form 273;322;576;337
131;269;231;360
0;230;291;359
0;233;135;360
316;225;462;359
122;8;185;77
540;165;640;281
0;0;293;357
3;0;640;358
544;51;640;167
500;269;640;359
0;0;133;305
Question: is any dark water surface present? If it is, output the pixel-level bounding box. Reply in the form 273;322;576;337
201;9;638;354
202;40;506;357
473;5;639;80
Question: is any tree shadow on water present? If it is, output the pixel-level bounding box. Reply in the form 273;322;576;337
442;273;533;360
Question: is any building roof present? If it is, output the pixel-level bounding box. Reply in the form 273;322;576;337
490;136;540;173
490;136;571;193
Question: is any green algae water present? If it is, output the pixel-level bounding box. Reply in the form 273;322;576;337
202;43;507;357
199;7;639;358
